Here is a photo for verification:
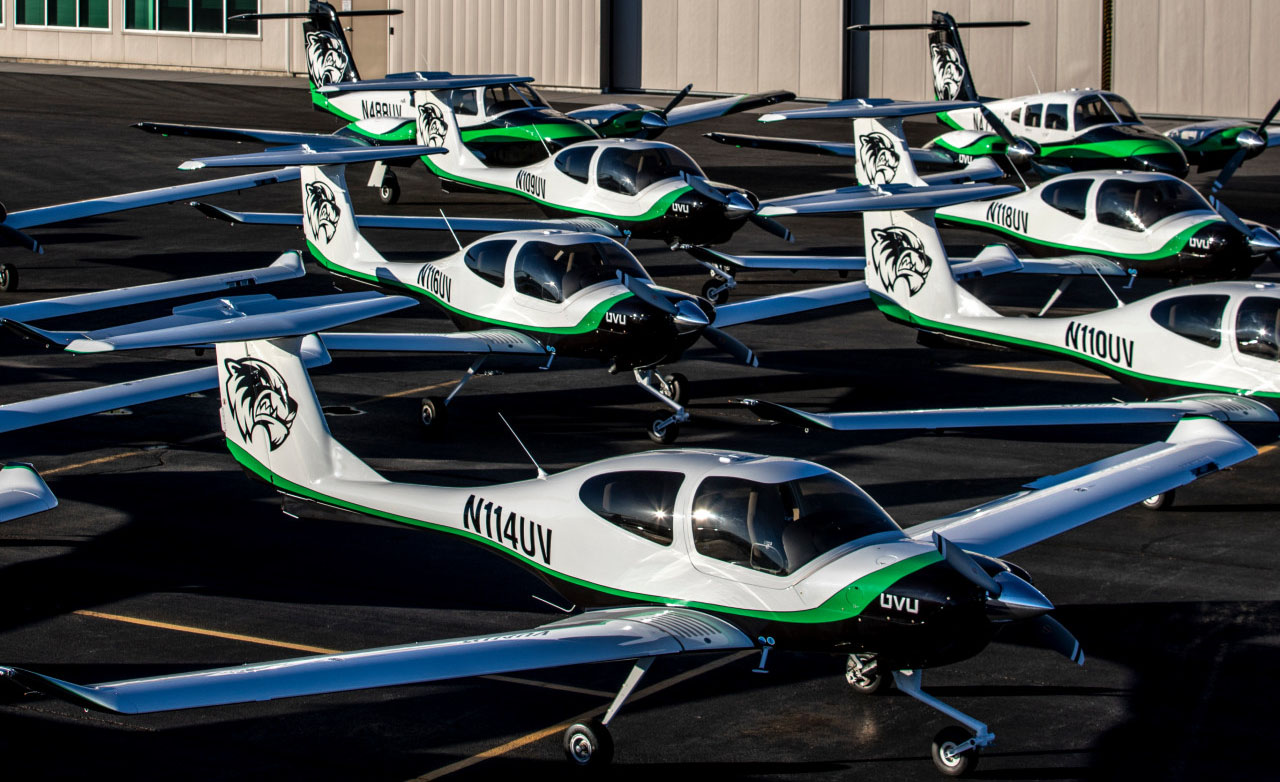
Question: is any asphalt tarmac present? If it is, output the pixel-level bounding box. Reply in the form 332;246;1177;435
1;69;1279;781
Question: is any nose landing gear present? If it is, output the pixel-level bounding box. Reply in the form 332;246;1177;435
892;668;991;777
634;368;689;443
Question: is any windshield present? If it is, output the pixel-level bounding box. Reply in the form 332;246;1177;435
1104;93;1140;122
483;83;546;114
691;473;899;576
1095;178;1211;232
1074;94;1118;129
512;240;647;303
596;146;704;196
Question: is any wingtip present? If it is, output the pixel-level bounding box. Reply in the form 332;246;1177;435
178;161;205;171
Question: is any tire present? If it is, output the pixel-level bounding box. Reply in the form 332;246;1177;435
379;171;401;205
844;653;884;695
648;419;679;444
661;372;689;406
0;263;17;292
931;726;980;777
563;719;614;768
700;278;729;305
419;395;448;435
1141;489;1175;511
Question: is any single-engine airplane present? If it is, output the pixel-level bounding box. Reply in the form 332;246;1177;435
0;330;1258;775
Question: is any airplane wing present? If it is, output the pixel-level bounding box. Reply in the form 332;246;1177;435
320;328;550;357
0;251;304;324
0;464;56;523
904;417;1257;558
685;243;1045;280
704;132;956;166
179;145;443;171
0;336;332;436
737;393;1278;432
3;292;417;354
759;98;984;123
2;169;301;240
317;73;533;93
135;122;369;150
757;181;1019;217
713;280;868;328
658;90;795;128
190;203;624;238
0;606;751;714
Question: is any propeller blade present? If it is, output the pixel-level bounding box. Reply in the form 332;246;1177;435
682;172;731;206
0;224;42;254
702;326;759;367
976;104;1017;146
1208;194;1253;236
662;84;694;117
975;104;1039;170
1259;96;1280;133
748;213;794;243
1027;615;1085;665
1211;149;1248;195
617;271;679;316
933;532;1001;596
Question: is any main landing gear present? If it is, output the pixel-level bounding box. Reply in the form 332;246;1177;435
633;368;689;444
368;160;401;205
562;657;654;769
419;356;491;437
844;656;991;777
1141;489;1176;511
0;263;17;292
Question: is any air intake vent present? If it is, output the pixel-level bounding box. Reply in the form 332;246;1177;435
639;610;722;640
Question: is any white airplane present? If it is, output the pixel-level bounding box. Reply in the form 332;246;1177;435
0;328;1258;775
181;146;879;443
0;168;300;293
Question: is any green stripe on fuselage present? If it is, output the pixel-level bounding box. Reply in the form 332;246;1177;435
939;214;1216;262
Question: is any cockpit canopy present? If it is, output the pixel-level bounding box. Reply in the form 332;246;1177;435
1095;177;1211;232
594;145;704;196
441;82;549;118
505;237;647;303
691;472;900;576
1016;92;1140;133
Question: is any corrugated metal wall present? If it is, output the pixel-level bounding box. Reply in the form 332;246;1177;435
609;0;842;99
1113;0;1280;119
863;0;1103;107
388;0;603;89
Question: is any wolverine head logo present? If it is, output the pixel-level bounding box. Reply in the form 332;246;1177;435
417;103;449;148
858;132;900;185
224;357;297;450
304;181;341;244
305;31;351;87
870;226;932;296
930;43;965;101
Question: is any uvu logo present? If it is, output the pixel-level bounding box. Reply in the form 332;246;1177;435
879;593;920;614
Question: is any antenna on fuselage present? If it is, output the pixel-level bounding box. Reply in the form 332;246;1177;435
498;412;548;480
529;122;553;159
1027;65;1042;94
439;209;463;250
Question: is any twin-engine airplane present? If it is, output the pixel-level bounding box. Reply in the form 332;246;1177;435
180;146;873;442
0;329;1259;776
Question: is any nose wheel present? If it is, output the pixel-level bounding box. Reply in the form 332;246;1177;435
698;263;736;304
635;369;690;443
931;726;981;776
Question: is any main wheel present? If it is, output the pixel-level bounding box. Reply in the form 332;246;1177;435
700;278;729;305
844;653;884;695
1141;489;1175;511
563;719;614;768
931;726;980;777
419;395;448;436
661;372;689;406
379;171;401;205
0;263;17;292
647;419;680;444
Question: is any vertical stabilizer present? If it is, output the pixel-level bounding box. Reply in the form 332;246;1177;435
413;89;475;174
217;337;384;489
862;208;961;320
852;116;928;187
300;164;389;277
928;12;979;102
303;1;360;88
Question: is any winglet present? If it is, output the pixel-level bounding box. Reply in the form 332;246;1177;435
0;667;126;713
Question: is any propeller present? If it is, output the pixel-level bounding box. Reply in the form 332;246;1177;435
975;104;1040;173
701;326;759;367
639;83;694;130
932;532;1081;664
616;270;709;332
0;203;42;254
680;172;794;242
1211;96;1280;195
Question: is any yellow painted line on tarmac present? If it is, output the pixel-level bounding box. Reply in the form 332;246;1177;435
1257;444;1277;457
73;610;340;654
362;380;454;402
962;363;1106;380
411;650;755;781
42;450;153;477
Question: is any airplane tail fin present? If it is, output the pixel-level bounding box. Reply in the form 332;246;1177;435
851;115;928;187
217;336;385;493
927;12;980;102
300;164;391;279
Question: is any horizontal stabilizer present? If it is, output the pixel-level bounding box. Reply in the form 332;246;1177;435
906;416;1257;557
761;99;984;123
704;131;856;157
685;245;863;272
0;606;750;714
180;145;443;170
849;20;1027;31
3;292;415;353
0;464;57;523
231;8;401;19
659;90;795;128
318;73;533;94
190;203;623;237
0;251;304;324
320;329;550;356
4;169;300;230
0;336;329;435
136;122;366;149
758;181;1019;217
